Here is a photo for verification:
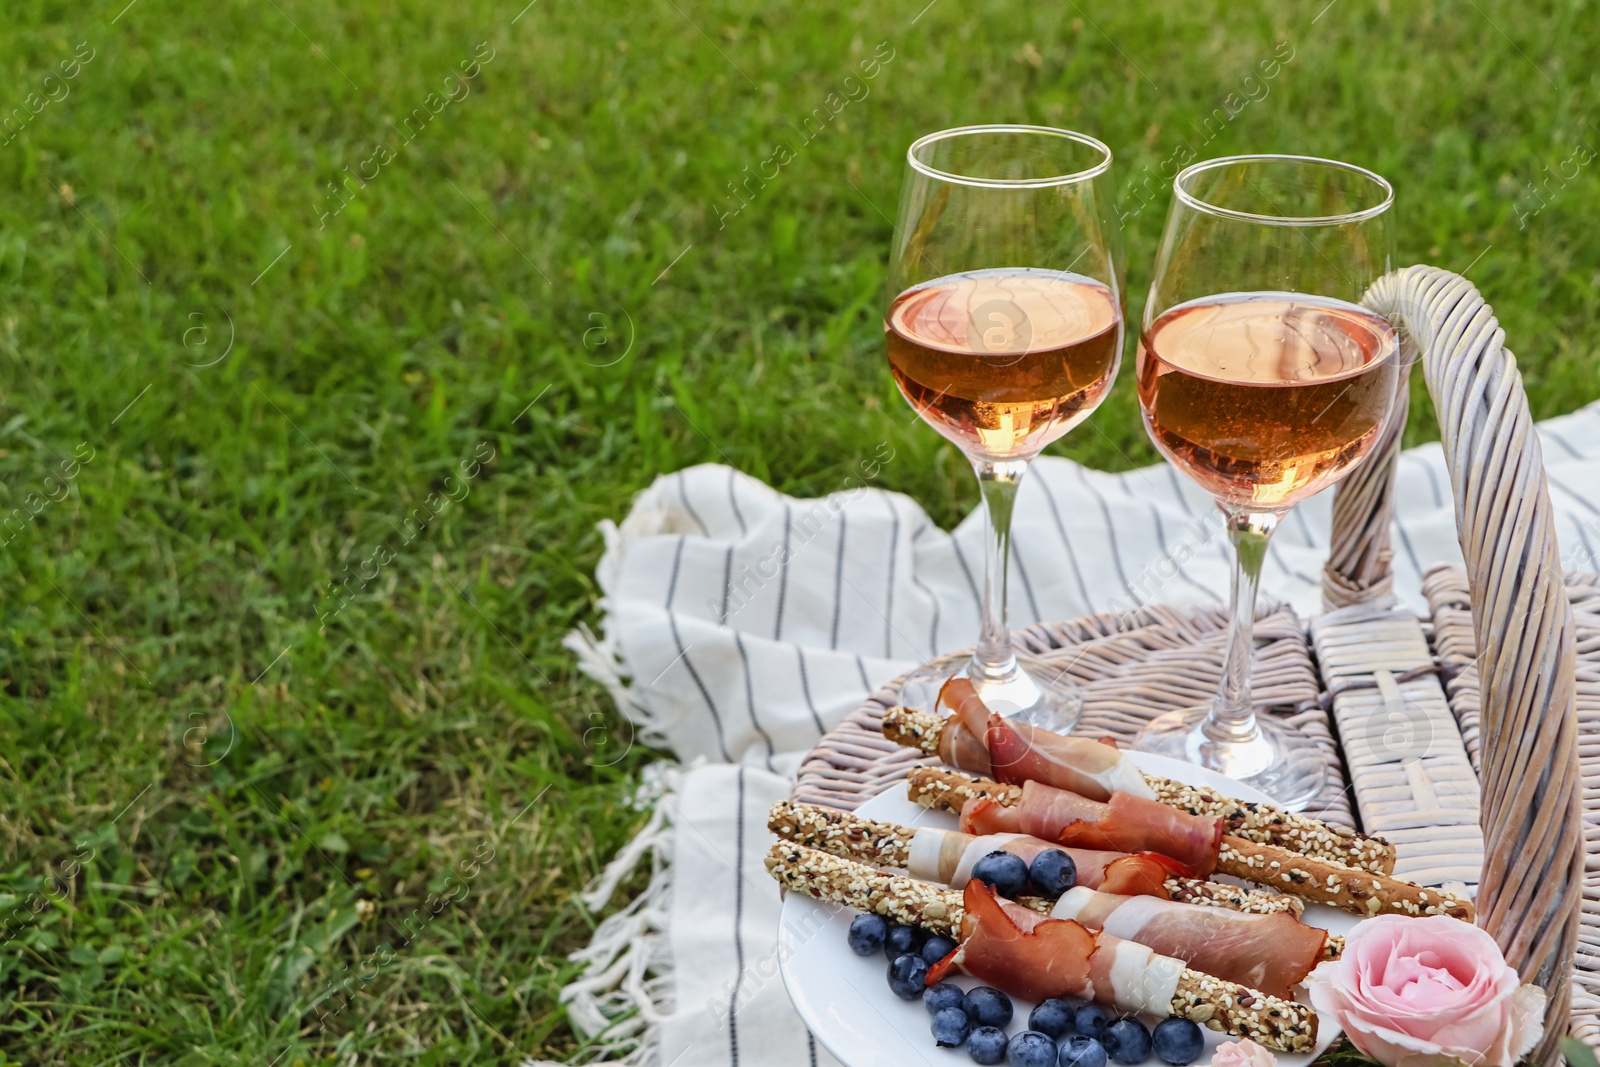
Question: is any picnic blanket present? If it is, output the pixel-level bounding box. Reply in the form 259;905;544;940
543;400;1600;1067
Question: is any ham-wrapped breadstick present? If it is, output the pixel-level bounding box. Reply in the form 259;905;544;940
883;698;1396;874
961;775;1226;876
767;799;1303;916
910;767;1475;921
1047;886;1328;1000
765;842;1319;1053
898;678;1158;800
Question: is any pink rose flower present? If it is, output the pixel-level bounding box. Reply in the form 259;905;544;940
1305;914;1545;1067
1209;1039;1276;1067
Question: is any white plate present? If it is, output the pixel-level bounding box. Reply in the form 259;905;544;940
778;752;1350;1067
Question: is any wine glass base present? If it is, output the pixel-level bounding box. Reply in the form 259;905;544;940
1133;708;1327;812
895;650;1083;734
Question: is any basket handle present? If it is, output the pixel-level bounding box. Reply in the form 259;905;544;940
1321;333;1410;608
1328;266;1582;1062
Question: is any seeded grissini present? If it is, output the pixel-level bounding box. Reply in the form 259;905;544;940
882;703;1396;874
907;766;1475;922
767;799;1303;917
765;841;1319;1053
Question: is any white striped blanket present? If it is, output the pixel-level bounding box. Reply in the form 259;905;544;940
547;399;1600;1067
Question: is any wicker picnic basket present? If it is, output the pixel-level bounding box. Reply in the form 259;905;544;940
791;266;1598;1063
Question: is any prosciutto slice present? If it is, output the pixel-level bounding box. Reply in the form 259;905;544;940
928;881;1095;1002
986;715;1155;800
935;678;994;777
933;679;1154;801
960;781;1225;877
1098;851;1192;897
928;881;1183;1017
904;827;1182;900
1049;887;1327;1000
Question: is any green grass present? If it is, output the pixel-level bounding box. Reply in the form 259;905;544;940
0;0;1594;1061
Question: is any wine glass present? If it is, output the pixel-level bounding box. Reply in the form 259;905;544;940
1131;154;1399;810
885;125;1124;729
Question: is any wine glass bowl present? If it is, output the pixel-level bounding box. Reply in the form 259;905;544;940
1131;155;1398;810
1137;291;1399;513
885;267;1121;459
885;126;1124;729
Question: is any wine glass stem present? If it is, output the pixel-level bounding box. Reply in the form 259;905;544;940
972;457;1030;682
1208;507;1281;743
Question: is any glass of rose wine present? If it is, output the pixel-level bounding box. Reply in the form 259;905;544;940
885;125;1123;729
1131;154;1399;809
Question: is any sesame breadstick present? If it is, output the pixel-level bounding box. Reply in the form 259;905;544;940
1163;874;1304;918
767;800;1303;917
883;706;1396;874
1149;776;1396;876
764;842;1319;1053
907;765;1020;809
906;767;1475;922
1216;838;1473;921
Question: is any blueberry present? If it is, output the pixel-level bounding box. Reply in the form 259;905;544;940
1060;1035;1110;1067
966;1025;1008;1065
1104;1017;1153;1065
846;913;887;957
1029;997;1077;1038
1074;1004;1110;1040
884;921;925;960
971;849;1030;899
1009;1030;1058;1067
963;985;1014;1029
1151;1017;1205;1066
887;953;929;1000
924;981;966;1016
931;1005;973;1048
920;934;959;965
1029;848;1078;898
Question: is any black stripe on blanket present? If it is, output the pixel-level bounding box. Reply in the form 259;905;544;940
1163;465;1233;568
727;468;748;535
795;646;825;736
1543;424;1585;460
679;471;711;537
830;514;848;650
668;613;732;762
1033;474;1092;612
881;495;899;659
1392;516;1425;586
910;524;942;655
666;536;686;609
1292;505;1319;548
719;545;734;624
1546;472;1600;566
729;767;746;1066
1009;535;1043;623
1074;466;1135;603
773;505;792;640
735;632;775;771
1117;475;1221;606
1408;454;1445;508
949;535;982;610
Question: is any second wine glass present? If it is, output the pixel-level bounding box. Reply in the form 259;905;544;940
885;125;1124;729
1131;154;1400;809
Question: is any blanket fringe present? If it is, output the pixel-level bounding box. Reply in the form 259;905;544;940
563;506;679;756
538;764;680;1066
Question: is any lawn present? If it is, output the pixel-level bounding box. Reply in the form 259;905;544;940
0;0;1594;1062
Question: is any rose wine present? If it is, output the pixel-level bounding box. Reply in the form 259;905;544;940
1138;291;1398;512
885;268;1122;459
